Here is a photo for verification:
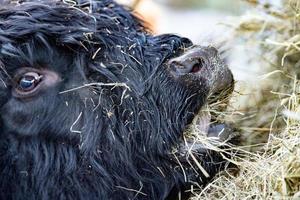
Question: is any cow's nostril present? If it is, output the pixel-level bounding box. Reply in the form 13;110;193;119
191;63;201;73
169;57;204;76
190;58;204;73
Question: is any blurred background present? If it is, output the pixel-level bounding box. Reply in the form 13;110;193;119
117;0;243;41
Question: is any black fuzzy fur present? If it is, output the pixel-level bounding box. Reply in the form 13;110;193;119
0;1;230;199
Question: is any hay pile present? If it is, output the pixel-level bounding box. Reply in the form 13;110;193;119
191;0;300;199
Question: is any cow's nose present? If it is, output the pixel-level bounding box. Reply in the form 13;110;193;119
168;46;218;76
167;45;234;94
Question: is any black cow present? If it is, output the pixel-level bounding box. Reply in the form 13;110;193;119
0;1;234;199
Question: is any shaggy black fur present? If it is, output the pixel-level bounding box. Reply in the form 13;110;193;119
0;1;234;199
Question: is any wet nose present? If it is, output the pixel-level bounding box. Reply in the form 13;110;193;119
168;46;218;76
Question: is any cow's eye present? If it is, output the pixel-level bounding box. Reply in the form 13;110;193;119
16;72;43;92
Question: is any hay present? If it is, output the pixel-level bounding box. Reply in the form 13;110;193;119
190;0;300;199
